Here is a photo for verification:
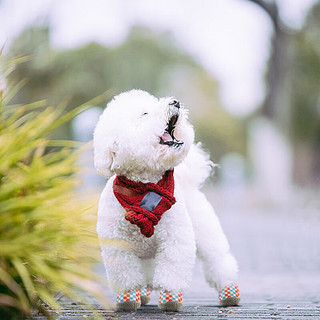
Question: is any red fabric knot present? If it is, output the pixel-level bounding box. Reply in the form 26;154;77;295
113;170;176;237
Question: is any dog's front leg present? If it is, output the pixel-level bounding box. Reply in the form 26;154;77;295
100;244;145;291
100;243;145;311
153;202;196;311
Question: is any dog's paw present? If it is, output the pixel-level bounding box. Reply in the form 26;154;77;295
158;290;183;312
116;289;141;311
219;285;240;307
140;286;151;305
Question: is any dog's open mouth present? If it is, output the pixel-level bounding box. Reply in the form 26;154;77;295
160;114;184;147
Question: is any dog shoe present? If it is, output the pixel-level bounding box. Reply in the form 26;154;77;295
140;286;151;305
116;289;141;311
158;290;183;312
219;285;240;307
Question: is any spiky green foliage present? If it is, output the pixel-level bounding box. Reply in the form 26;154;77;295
0;58;109;319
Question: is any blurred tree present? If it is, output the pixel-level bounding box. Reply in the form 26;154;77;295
8;24;246;167
290;1;320;185
245;0;293;135
245;0;320;186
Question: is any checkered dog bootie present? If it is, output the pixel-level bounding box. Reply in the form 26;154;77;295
140;286;151;305
116;289;141;311
219;285;240;307
158;290;183;312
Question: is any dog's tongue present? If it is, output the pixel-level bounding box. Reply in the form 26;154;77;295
161;132;173;142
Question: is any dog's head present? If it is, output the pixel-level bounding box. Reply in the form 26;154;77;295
93;89;194;182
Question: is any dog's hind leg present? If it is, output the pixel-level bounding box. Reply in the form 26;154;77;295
185;189;240;305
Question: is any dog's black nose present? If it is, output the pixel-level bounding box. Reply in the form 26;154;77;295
169;99;180;109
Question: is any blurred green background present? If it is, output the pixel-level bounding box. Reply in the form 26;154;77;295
7;25;246;165
1;0;319;195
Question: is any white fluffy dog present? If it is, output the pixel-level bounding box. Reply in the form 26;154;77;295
94;90;239;312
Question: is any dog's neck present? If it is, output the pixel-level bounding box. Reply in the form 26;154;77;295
120;171;166;184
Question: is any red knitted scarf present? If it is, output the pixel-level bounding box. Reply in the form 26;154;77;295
113;170;176;238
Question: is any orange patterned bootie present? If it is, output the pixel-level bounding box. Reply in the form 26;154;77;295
219;285;240;307
140;286;151;305
116;289;141;311
158;290;183;312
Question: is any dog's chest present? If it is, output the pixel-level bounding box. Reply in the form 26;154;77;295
119;220;158;259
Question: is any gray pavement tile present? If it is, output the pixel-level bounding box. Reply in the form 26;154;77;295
32;301;320;320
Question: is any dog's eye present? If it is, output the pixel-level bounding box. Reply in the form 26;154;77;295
142;112;148;116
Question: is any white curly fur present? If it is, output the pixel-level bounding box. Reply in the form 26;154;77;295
94;89;238;295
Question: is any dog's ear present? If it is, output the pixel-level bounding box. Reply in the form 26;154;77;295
94;140;118;178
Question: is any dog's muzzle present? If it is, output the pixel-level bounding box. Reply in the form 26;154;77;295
159;100;184;148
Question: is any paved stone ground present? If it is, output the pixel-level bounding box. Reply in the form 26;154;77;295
32;298;320;319
32;188;320;319
32;292;320;319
